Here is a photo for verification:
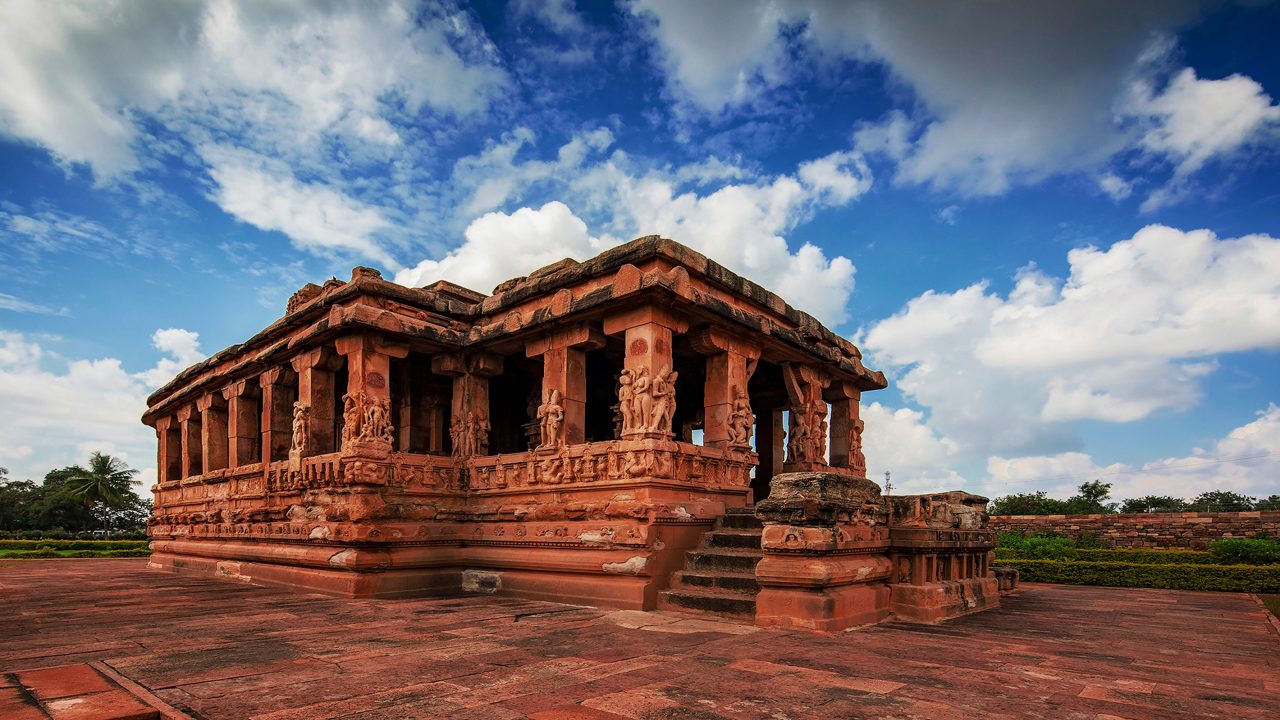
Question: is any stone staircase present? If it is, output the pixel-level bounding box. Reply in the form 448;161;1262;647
657;507;763;619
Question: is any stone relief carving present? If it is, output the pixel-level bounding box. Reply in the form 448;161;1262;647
290;401;309;453
850;418;866;474
466;441;752;492
787;399;828;464
618;365;677;436
726;386;754;446
537;388;565;449
340;391;394;449
451;411;491;456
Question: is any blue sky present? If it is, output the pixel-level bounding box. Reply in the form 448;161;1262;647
1;0;1278;501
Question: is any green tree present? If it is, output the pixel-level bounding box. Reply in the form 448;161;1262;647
1189;490;1256;512
1065;480;1116;514
989;491;1070;515
67;453;139;535
1256;495;1280;511
1120;495;1188;513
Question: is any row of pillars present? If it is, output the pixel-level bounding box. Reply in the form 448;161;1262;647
154;336;413;482
154;312;867;483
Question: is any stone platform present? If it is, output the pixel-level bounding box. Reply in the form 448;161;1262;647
3;559;1277;719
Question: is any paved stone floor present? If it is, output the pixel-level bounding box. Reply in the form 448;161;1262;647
2;559;1277;720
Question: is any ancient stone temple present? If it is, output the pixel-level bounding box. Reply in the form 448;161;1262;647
143;236;999;630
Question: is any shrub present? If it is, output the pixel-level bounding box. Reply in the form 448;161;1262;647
1018;536;1078;560
1003;559;1280;593
1074;532;1106;549
1207;538;1280;565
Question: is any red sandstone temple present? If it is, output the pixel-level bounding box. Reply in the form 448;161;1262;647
143;237;1003;631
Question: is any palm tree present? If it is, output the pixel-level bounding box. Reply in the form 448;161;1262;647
68;453;139;536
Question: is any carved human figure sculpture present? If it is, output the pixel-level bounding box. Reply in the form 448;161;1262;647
617;369;636;433
341;393;360;447
727;386;754;446
537;388;564;449
291;402;309;453
356;394;394;445
650;366;677;434
631;366;652;434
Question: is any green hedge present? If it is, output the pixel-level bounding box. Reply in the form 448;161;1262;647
0;540;148;551
0;547;150;559
1003;559;1280;593
994;547;1230;565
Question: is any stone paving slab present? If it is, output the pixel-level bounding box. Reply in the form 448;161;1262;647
1;559;1277;719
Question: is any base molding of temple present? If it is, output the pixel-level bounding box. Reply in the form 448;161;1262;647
141;237;999;630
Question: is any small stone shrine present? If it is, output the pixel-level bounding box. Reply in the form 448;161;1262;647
143;237;999;630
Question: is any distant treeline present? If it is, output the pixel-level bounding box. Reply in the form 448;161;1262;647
0;454;150;537
990;480;1280;516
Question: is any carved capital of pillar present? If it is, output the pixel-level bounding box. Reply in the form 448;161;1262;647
687;327;761;361
601;305;689;336
431;351;504;377
334;334;408;361
176;404;196;423
258;366;297;389
221;378;260;401
195;392;227;414
290;345;342;373
524;322;607;358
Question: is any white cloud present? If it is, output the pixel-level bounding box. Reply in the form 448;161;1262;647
0;0;508;182
862;225;1280;460
1122;67;1280;211
395;201;601;293
633;1;1278;203
1097;173;1133;201
0;293;68;316
987;404;1280;501
201;145;396;267
405;132;870;326
0;328;202;485
860;401;966;495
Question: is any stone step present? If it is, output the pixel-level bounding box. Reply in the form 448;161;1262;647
717;509;763;530
671;569;760;594
684;547;764;573
657;587;757;618
701;528;763;550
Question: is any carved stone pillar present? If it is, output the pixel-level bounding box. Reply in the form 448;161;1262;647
259;366;297;463
196;392;229;473
825;382;864;474
221;379;261;466
177;404;202;478
604;306;688;440
291;346;341;456
336;335;408;457
689;328;759;449
433;353;503;456
781;363;830;472
155;415;181;483
525;324;603;449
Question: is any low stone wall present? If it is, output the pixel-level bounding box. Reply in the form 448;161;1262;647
990;511;1280;549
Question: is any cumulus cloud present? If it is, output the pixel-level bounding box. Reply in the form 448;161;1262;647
0;0;507;181
201;145;396;266
862;225;1280;460
0;328;203;486
402;130;871;325
1122;67;1280;210
396;201;601;293
0;0;507;266
987;404;1280;501
631;1;1280;203
860;401;966;495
